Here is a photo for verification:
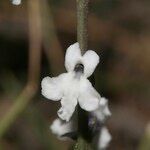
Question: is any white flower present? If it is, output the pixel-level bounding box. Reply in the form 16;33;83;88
42;42;112;148
11;0;21;5
50;118;76;140
98;127;111;150
41;42;101;121
89;98;111;149
92;97;111;123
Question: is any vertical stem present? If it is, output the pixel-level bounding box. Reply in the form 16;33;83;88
77;0;89;54
76;0;91;150
28;0;42;86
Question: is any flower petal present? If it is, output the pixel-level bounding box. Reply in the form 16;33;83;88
98;127;111;150
92;97;111;122
57;96;78;121
78;79;100;111
82;50;99;77
41;74;66;101
50;118;75;140
65;42;82;72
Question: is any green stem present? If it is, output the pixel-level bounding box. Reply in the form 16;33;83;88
74;137;91;150
0;85;37;138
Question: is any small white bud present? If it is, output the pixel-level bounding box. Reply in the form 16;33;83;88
12;0;21;5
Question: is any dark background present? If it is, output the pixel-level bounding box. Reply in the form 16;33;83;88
0;0;150;149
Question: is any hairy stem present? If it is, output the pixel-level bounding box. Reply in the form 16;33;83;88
75;0;91;150
77;0;89;54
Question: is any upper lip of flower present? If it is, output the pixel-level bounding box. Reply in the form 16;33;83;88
65;42;100;78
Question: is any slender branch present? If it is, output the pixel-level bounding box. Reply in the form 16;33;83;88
0;0;42;138
75;0;91;150
0;84;36;138
28;0;42;85
77;0;89;54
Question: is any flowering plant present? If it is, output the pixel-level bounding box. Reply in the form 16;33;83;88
41;43;111;149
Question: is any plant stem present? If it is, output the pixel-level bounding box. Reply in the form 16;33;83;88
77;0;89;54
75;0;91;150
0;84;37;138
